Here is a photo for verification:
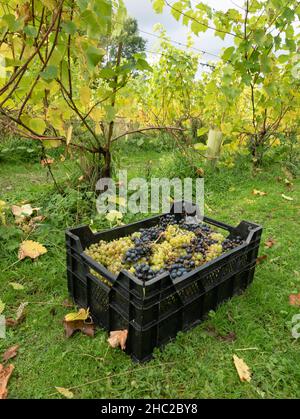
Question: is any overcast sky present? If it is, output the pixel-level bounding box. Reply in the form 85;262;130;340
123;0;244;70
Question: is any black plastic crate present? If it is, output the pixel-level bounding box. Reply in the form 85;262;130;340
65;202;262;362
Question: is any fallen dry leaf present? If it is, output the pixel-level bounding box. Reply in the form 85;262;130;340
64;308;89;322
41;157;54;167
233;354;251;382
196;168;204;177
264;238;276;248
0;364;14;399
289;294;300;307
63;319;95;338
55;386;74;399
11;204;34;218
281;194;293;201
205;325;236;342
256;255;268;264
108;330;128;351
6;302;28;328
2;345;19;363
252;189;267;196
18;240;47;260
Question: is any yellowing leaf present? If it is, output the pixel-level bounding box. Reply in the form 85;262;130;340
55;387;74;399
0;300;5;315
233;354;251;382
64;308;90;322
29;118;46;135
106;210;123;223
80;86;91;107
194;143;207;152
197;127;209;136
43;140;61;149
281;194;293;201
18;240;47;260
9;283;25;291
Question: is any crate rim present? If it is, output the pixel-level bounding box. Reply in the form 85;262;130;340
66;213;262;290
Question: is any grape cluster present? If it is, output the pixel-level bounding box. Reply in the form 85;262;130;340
124;245;150;263
133;263;165;281
85;237;133;275
84;216;245;284
222;235;243;251
159;214;178;228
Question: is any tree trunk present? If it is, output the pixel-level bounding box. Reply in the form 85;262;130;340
101;150;111;178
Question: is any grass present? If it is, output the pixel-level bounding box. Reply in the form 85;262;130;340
0;150;300;399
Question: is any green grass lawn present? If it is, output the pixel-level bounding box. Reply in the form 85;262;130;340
0;152;300;399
